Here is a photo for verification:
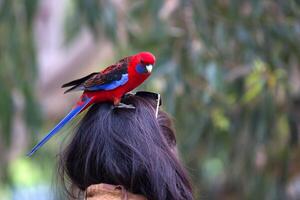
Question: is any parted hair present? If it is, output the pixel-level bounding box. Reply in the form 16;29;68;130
58;95;193;200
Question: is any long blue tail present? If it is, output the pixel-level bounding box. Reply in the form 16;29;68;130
27;97;92;156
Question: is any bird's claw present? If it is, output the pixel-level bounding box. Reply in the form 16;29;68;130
122;92;134;99
114;103;135;109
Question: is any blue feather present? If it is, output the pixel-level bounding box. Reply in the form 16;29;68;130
87;74;128;91
136;64;146;74
27;97;92;156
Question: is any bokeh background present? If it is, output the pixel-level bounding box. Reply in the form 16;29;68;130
1;0;300;199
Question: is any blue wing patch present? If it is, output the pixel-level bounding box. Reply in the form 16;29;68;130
87;74;129;91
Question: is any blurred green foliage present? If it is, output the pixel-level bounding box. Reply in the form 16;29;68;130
0;0;41;187
1;0;300;199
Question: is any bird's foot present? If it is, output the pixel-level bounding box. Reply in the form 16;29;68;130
121;92;134;100
114;103;135;109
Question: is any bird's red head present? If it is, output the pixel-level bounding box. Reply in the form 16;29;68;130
133;52;156;74
138;52;156;65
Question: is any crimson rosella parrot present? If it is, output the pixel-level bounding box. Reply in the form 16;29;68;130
27;52;155;156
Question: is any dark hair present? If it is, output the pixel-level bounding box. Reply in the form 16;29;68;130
58;95;193;200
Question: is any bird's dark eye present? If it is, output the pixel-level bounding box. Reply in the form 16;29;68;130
141;60;145;64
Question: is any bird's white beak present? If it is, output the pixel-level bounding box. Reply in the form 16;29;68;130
146;64;153;73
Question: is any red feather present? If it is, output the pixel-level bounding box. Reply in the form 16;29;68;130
75;51;155;109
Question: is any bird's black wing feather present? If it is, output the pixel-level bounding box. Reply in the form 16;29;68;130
62;57;129;93
83;62;128;89
61;72;98;88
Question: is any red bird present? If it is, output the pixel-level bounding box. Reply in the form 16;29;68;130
27;52;155;156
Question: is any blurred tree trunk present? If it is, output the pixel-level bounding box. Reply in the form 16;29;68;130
34;0;114;118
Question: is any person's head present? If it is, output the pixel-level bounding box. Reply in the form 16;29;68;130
59;94;193;200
